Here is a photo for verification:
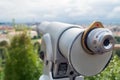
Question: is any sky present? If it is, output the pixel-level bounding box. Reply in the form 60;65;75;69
0;0;120;24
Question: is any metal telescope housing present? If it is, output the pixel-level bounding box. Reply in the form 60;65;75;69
37;21;115;80
86;28;114;54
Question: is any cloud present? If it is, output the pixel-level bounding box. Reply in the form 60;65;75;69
108;6;120;19
0;0;120;23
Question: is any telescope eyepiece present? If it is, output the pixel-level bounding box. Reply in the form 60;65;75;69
103;39;110;47
103;38;113;50
86;28;115;54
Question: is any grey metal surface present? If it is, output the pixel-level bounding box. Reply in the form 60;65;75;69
87;28;115;54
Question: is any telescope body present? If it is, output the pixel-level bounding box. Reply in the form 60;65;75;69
37;21;114;80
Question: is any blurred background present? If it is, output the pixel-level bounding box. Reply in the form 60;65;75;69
0;0;120;80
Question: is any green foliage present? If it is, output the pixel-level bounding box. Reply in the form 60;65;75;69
0;40;9;48
0;41;9;80
4;32;42;80
0;47;7;67
114;36;120;57
0;68;4;80
31;35;41;40
115;36;120;44
85;53;120;80
115;50;120;57
0;41;9;66
14;24;31;31
33;41;41;54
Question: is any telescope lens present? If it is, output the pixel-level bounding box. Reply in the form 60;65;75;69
103;38;113;50
103;39;110;46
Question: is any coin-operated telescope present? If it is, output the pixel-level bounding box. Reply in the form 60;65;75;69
37;21;115;80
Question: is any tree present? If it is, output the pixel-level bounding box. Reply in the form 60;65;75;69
0;40;9;48
114;36;120;57
33;41;41;53
0;40;9;67
4;32;42;80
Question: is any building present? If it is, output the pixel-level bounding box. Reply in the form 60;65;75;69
0;26;15;34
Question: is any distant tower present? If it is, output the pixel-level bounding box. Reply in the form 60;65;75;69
12;18;16;28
